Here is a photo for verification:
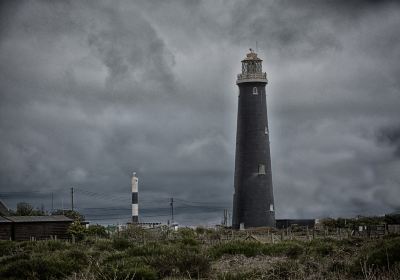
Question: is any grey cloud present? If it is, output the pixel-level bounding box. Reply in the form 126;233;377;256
1;0;400;225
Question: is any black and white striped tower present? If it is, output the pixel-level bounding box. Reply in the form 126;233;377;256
232;50;275;229
131;172;139;223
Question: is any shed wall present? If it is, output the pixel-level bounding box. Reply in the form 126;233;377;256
0;224;12;240
13;222;72;241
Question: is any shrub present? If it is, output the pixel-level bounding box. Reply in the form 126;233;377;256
195;227;206;235
209;241;261;258
112;237;131;250
210;241;304;259
363;238;400;268
87;224;109;238
0;253;85;280
120;225;149;240
307;239;336;256
68;221;87;241
145;248;210;278
217;270;264;280
0;252;30;271
93;239;113;251
99;262;157;280
270;259;302;279
62;249;89;269
181;237;200;246
175;250;210;277
261;241;304;258
0;241;18;257
127;242;168;257
178;227;196;239
102;251;130;264
32;240;70;253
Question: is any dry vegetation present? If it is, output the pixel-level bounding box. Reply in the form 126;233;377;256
1;225;400;280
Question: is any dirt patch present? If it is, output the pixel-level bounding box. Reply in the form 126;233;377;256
211;254;286;275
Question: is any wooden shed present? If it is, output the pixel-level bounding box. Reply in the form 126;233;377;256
0;215;74;241
276;219;316;229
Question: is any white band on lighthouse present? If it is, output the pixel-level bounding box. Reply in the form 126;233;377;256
132;204;138;216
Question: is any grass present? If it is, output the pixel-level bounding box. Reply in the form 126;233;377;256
1;233;400;279
209;240;304;259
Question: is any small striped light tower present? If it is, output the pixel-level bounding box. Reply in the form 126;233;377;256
131;172;139;223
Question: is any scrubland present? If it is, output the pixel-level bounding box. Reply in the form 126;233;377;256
1;226;399;280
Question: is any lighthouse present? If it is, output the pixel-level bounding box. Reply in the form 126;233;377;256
232;50;275;229
131;172;139;223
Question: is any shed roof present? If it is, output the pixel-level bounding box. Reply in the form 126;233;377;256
0;199;9;216
4;215;73;223
0;216;12;223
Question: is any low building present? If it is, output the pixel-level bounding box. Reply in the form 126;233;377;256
0;215;74;241
276;219;316;229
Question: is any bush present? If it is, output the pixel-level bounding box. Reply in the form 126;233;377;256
62;249;88;269
210;241;261;258
68;221;87;241
34;240;70;252
210;241;304;259
0;241;18;257
0;252;30;271
263;241;304;258
112;237;131;250
217;270;264;280
93;239;113;251
87;224;109;238
178;227;196;239
100;262;157;280
127;242;168;257
362;238;400;268
0;253;84;280
195;227;206;235
307;239;336;256
270;259;302;279
175;250;210;277
181;237;200;246
146;248;210;278
120;225;149;240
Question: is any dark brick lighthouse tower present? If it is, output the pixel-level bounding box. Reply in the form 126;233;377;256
232;50;275;229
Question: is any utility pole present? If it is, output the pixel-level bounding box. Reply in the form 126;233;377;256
170;197;174;223
71;187;74;211
51;192;54;213
223;209;228;227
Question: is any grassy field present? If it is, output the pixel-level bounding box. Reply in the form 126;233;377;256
1;226;400;280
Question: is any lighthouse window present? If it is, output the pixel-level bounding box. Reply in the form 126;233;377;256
270;204;274;212
265;126;269;135
258;164;266;175
253;87;258;95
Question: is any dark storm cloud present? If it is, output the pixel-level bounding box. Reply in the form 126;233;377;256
1;0;400;225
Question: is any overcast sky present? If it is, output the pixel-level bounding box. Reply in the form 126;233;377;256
1;0;400;226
